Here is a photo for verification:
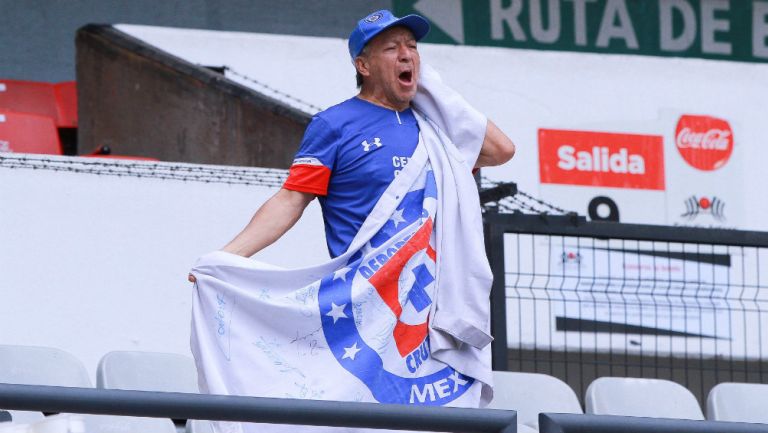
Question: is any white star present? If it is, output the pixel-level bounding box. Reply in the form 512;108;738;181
390;208;406;228
342;342;361;361
326;302;348;323
333;267;352;281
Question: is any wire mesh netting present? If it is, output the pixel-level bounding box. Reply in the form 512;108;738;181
0;154;288;187
498;228;768;404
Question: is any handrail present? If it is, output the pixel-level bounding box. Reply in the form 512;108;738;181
0;383;517;433
539;413;768;433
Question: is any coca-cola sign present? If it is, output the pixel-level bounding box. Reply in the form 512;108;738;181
539;129;665;190
675;115;734;171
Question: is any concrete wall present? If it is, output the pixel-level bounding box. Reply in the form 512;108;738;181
76;25;308;167
0;0;388;82
0;154;329;381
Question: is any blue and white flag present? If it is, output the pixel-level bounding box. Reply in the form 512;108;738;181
191;154;483;432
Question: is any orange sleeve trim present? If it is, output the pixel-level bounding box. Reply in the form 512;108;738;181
284;164;331;196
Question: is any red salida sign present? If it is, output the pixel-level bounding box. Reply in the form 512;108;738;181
539;129;665;190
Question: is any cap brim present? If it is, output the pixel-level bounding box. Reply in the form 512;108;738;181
388;14;431;41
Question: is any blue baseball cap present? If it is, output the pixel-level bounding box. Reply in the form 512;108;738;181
348;10;430;60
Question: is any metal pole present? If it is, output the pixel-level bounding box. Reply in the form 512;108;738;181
485;215;509;371
0;384;516;433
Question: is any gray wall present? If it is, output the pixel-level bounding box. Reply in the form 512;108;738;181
0;0;388;82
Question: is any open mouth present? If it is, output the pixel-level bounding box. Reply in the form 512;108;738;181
398;70;413;85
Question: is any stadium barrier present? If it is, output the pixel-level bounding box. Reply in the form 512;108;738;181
539;413;768;433
484;212;768;403
0;383;517;433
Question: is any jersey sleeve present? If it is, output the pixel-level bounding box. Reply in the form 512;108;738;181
284;116;338;196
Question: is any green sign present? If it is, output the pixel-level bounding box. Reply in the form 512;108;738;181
393;0;768;63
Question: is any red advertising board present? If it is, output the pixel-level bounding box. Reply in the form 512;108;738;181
539;129;665;190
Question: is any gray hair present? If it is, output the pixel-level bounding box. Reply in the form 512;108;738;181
354;45;369;89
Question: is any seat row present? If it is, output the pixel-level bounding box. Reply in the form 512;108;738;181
0;345;209;433
0;80;76;155
1;344;766;432
490;370;768;431
0;79;155;159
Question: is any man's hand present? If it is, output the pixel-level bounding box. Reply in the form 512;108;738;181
188;274;196;283
475;120;515;168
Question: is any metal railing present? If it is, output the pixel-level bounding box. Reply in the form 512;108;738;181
0;383;517;433
539;413;768;433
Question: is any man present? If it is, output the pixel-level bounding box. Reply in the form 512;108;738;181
208;9;514;261
189;10;516;420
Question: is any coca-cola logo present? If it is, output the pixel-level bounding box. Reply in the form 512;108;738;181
675;115;733;171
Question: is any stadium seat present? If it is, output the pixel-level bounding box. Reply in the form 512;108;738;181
487;371;582;430
185;420;214;433
707;382;768;423
0;345;91;387
81;414;176;433
5;411;44;424
97;351;208;433
0;80;59;125
17;414;175;433
585;377;704;420
96;351;198;393
0;111;62;155
53;82;77;128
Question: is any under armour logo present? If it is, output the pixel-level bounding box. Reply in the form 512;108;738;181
361;137;382;152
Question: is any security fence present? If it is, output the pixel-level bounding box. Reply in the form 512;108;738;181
485;213;768;403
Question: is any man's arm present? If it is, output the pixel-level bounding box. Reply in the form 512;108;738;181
474;120;516;168
221;188;316;257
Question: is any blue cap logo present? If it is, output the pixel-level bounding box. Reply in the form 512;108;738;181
365;12;383;23
348;9;431;60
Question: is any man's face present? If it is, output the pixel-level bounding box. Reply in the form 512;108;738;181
357;26;420;108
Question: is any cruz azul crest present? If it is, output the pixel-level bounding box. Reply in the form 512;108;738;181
318;166;474;405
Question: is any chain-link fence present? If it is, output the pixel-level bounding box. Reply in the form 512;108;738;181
485;213;768;404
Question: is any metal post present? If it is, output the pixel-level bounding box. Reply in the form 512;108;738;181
485;214;509;371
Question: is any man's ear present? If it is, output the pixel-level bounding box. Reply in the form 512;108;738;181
355;56;370;78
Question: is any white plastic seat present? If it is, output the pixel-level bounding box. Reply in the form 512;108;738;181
97;351;207;433
5;412;44;425
707;382;768;423
0;345;91;387
96;351;198;393
487;371;582;430
20;414;175;433
185;420;214;433
81;414;176;433
586;377;704;420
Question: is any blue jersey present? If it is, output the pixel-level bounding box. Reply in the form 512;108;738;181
284;97;419;258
